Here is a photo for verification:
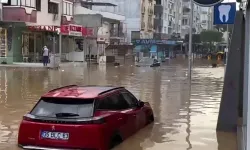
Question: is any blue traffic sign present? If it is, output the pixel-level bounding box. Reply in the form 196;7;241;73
214;2;236;25
193;0;223;6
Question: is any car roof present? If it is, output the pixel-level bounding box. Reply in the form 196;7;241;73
42;85;124;99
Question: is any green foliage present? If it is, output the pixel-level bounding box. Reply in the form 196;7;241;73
184;34;201;43
200;30;223;43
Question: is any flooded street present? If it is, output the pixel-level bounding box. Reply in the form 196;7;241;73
0;60;237;150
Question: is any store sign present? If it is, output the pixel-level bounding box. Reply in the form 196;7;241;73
132;39;176;45
193;0;223;6
28;26;60;32
69;25;82;36
82;27;94;37
61;25;94;37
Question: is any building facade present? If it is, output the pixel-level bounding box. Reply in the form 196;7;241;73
74;0;126;62
154;0;182;39
200;7;213;31
0;0;97;64
181;0;213;38
90;0;154;42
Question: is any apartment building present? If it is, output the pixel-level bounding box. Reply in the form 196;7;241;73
90;0;154;42
0;0;96;64
200;7;213;30
181;0;213;38
154;0;182;39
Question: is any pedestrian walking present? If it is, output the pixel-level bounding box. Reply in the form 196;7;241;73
42;46;49;66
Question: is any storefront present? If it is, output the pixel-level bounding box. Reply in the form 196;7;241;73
21;26;60;63
0;24;94;64
0;28;8;60
60;24;94;62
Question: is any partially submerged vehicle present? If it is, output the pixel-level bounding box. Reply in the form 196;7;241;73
136;57;161;67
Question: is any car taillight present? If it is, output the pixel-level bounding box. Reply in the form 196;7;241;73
23;114;36;121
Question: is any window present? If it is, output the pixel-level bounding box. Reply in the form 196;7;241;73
31;98;94;118
120;92;138;108
63;1;73;16
3;0;35;7
96;94;130;110
164;27;167;33
48;1;58;14
36;0;41;11
0;29;7;57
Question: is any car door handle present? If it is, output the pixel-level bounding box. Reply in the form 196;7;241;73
133;115;136;117
118;118;123;121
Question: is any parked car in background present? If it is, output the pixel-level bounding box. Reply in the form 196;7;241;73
136;57;161;67
18;85;154;150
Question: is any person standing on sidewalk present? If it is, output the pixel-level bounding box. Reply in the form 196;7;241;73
42;46;49;66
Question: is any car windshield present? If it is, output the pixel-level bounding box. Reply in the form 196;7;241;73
30;98;94;118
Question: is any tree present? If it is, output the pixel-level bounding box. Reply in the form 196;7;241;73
184;34;201;43
200;30;223;52
200;30;223;43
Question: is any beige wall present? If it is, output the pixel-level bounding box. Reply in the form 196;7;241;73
140;0;154;39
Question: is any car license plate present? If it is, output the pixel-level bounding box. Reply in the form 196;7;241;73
41;131;69;140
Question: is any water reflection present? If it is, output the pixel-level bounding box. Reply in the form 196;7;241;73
0;60;236;150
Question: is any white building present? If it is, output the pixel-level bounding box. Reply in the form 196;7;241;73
181;0;213;38
74;0;126;59
200;7;213;31
162;0;182;34
154;0;182;39
90;0;154;42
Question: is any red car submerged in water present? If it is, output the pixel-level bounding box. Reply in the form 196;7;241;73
18;85;154;150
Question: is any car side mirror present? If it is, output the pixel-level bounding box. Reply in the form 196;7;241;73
138;100;144;107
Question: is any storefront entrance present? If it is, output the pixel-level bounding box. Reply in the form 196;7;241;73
22;32;43;62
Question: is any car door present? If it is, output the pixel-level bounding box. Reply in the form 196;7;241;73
120;91;147;131
96;94;137;138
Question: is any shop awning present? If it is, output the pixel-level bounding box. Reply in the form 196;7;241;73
106;44;135;50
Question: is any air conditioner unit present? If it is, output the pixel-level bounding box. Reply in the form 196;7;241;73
53;14;58;21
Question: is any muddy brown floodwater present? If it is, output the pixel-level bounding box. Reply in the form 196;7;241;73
0;60;237;150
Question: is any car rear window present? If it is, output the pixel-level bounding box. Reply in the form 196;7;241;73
30;98;94;118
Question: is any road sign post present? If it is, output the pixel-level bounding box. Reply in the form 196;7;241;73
187;0;224;80
213;2;236;66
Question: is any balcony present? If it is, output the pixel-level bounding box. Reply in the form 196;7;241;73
109;23;124;39
148;23;153;31
154;5;163;14
154;18;163;27
148;8;154;16
141;22;145;30
61;0;74;25
61;15;74;25
141;6;145;14
2;0;37;23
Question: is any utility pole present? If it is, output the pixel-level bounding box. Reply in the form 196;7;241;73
188;0;194;80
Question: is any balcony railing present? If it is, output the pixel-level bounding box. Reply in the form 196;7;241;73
148;8;154;15
3;0;36;8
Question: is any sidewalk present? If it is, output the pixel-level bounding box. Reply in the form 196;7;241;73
0;62;87;68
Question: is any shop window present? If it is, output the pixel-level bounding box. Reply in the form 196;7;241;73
0;29;7;58
63;1;73;16
36;0;41;11
48;1;59;14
